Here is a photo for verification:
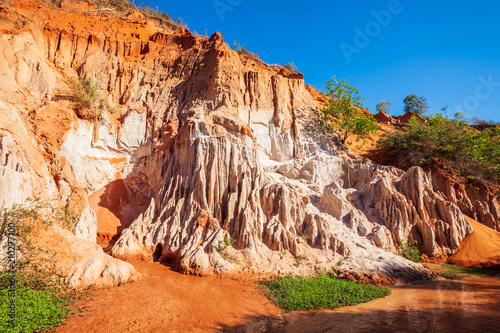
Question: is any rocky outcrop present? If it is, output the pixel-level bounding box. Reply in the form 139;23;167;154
431;172;500;231
350;167;472;257
0;0;483;284
38;225;141;287
373;111;394;125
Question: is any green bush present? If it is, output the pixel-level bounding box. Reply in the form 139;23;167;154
378;113;500;184
215;235;236;253
0;199;90;332
282;62;297;73
69;76;117;119
397;240;420;262
260;274;390;311
0;288;70;333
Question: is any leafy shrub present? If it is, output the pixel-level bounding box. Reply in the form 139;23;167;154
260;274;391;311
215;235;236;253
378;113;500;184
233;40;259;59
0;288;71;332
215;235;238;263
397;240;420;262
282;62;297;73
0;199;90;332
321;76;379;144
69;76;117;119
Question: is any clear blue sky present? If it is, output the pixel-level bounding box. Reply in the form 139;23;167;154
150;0;500;122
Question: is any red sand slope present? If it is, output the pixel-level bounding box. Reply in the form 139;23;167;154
449;215;500;268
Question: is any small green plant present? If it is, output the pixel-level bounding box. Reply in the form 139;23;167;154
69;76;117;119
215;235;238;263
396;240;421;262
215;235;236;253
321;76;379;144
260;274;391;311
337;255;349;267
293;254;308;267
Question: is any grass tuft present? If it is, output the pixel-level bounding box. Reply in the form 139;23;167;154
437;264;499;280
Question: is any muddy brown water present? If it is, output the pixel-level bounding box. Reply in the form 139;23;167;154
221;276;500;333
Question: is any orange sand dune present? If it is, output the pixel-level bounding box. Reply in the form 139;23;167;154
449;215;500;268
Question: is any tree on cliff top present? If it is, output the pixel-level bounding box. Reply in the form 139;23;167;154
321;76;379;144
376;100;392;114
403;94;429;115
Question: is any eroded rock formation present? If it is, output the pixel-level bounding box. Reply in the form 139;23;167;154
0;0;494;285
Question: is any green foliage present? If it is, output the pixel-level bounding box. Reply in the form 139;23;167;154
376;100;392;114
403;94;429;115
0;288;70;333
69;76;117;119
0;199;90;332
215;235;238;263
215;235;236;253
396;240;421;262
260;274;391;311
321;76;379;144
282;62;297;73
293;254;308;268
379;112;500;184
337;255;349;267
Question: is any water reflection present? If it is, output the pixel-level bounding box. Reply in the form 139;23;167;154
221;276;500;332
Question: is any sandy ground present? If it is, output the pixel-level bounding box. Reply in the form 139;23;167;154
449;215;500;268
58;260;280;333
57;216;500;332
